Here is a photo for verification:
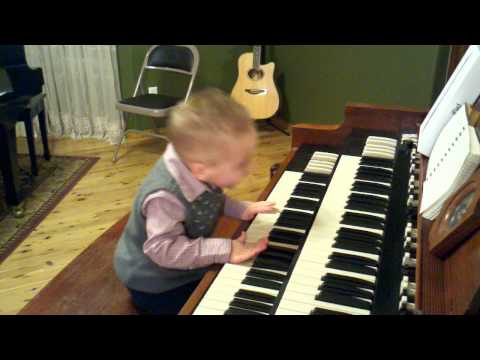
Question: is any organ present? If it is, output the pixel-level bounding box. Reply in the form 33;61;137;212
179;103;480;315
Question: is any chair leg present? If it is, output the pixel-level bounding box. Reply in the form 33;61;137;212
112;128;169;164
112;130;127;163
24;118;39;177
38;109;51;161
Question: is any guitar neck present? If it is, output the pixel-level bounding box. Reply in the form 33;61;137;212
253;45;265;69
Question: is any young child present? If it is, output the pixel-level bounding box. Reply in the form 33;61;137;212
113;88;276;315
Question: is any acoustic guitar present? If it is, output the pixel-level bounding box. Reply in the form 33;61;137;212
231;45;280;120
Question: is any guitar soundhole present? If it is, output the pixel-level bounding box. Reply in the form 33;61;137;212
248;69;264;80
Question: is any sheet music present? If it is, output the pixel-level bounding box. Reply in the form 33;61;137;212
420;105;480;219
418;45;480;157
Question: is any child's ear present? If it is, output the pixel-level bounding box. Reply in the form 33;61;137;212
189;162;209;181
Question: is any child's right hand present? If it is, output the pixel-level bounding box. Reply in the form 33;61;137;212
229;231;268;264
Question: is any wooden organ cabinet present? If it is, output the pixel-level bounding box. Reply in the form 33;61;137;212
180;103;480;316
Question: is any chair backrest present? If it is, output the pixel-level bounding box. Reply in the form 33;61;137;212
133;45;199;101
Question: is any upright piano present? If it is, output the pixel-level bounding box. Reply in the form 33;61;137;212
0;45;46;209
179;103;480;315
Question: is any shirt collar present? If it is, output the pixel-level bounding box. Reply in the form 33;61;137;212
162;143;212;202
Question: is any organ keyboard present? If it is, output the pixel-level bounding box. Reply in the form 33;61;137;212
180;103;480;316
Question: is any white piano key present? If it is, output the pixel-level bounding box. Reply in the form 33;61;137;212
284;275;375;296
290;195;322;202
364;143;396;153
362;150;395;160
366;136;398;147
193;306;225;315
285;282;373;305
343;208;387;220
298;180;327;187
277;297;370;316
275;307;307;315
311;152;339;162
307;163;335;172
300;243;380;262
305;166;332;175
336;223;384;237
282;206;315;215
207;276;280;298
359;164;394;173
291;261;376;284
353;178;392;188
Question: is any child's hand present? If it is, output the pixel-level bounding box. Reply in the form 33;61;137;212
241;201;279;221
229;231;269;264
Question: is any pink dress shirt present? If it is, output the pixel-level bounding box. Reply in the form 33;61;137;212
141;144;250;270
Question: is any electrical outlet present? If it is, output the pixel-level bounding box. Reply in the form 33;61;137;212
148;86;158;94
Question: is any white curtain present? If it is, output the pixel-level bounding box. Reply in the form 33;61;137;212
22;45;124;144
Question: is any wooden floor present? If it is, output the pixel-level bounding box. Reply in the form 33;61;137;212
0;123;291;314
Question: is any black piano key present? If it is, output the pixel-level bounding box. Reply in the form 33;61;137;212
251;258;291;273
337;227;383;241
229;298;273;314
275;217;311;230
286;197;318;211
247;268;287;282
224;307;264;316
278;209;314;221
329;251;379;267
360;157;395;169
320;278;375;300
355;172;392;183
310;307;350;316
269;229;304;241
335;234;382;248
346;200;388;214
261;247;296;262
292;189;324;198
326;259;377;276
344;211;385;225
319;283;374;301
301;172;330;184
351;181;391;196
357;166;394;177
256;253;292;267
268;229;304;245
321;273;376;291
234;289;277;305
316;289;372;311
341;212;385;230
349;193;389;207
334;239;382;255
295;182;325;191
292;183;325;198
242;276;283;290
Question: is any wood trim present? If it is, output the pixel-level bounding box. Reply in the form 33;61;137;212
447;45;469;80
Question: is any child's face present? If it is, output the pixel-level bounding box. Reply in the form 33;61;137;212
198;133;256;189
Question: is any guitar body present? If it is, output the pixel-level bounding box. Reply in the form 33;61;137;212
231;52;280;120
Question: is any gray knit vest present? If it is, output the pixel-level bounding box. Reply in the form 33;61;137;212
113;158;225;294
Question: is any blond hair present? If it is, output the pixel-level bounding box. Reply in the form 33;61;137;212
167;88;255;164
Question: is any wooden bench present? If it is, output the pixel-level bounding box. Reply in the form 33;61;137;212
18;214;138;315
18;212;241;315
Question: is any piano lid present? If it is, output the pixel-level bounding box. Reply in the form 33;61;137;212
0;45;44;97
0;45;29;68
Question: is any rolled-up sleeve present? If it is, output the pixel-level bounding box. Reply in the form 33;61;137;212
224;196;251;219
142;192;232;270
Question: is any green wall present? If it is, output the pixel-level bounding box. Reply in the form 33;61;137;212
270;45;450;124
117;45;450;128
